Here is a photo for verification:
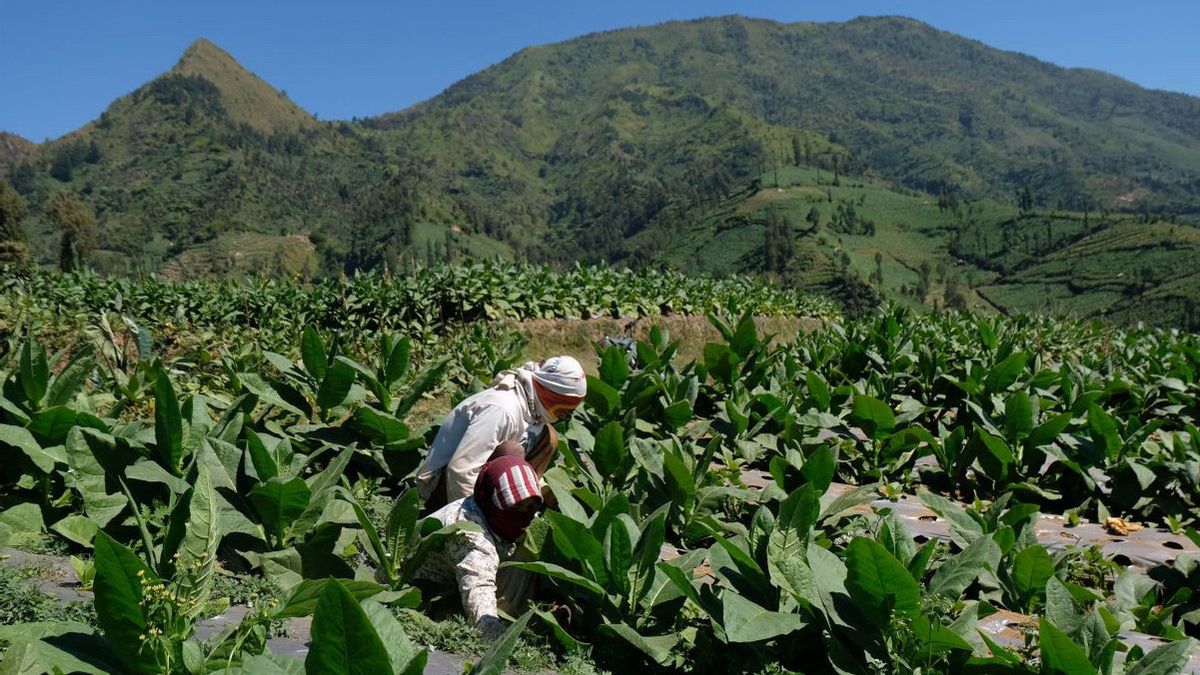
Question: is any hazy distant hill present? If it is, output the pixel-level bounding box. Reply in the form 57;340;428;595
4;16;1200;326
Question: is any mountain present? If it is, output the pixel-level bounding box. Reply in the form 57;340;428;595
3;16;1200;327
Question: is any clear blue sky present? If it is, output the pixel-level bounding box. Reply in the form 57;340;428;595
2;0;1198;141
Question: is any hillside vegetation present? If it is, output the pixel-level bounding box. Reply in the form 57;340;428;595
3;16;1200;328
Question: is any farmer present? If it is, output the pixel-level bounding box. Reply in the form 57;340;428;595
415;454;543;639
416;355;586;510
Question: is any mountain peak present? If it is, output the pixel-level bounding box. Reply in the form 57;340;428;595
168;38;316;134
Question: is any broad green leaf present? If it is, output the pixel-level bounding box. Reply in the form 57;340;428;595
301;326;328;382
912;613;972;657
245;428;279;481
0;503;45;534
305;580;393;675
927;536;1001;598
471;610;533;675
1027;412;1072;448
501;561;606;597
1013;545;1055;605
1087;404;1122;459
124;458;191;494
767;485;818;589
1004;391;1035;443
152;363;183;474
0;424;58;473
985;352;1027;393
92;532;156;674
805;371;831;411
1126;639;1198;675
632;509;667;609
251;477;312;541
51;515;98;548
352;406;409;444
592;421;626;480
19;338;49;407
599;622;679;666
1038;617;1097;675
360;600;427;675
849;395;895;439
801;445;835;494
585;376;620;418
703;343;738;385
547;510;608;585
383;336;411;387
176;452;221;619
275;579;385;618
605;519;633;599
599;345;629;388
1045;576;1083;637
64;428;126;527
45;349;94;407
721;592;806;643
844;537;920;627
318;357;357;412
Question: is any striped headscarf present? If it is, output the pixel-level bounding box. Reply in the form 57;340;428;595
473;455;542;542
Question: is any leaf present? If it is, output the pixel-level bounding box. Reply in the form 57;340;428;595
1027;412;1072;448
251;477;312;541
1126;639;1198;675
46;348;94;407
92;531;156;674
1045;576;1083;637
599;622;679;666
394;358;448;417
301;326;328;382
805;371;831;411
383;336;411;388
275;579;385;618
844;537;920;627
912;613;972;657
176;451;221;619
51;515;98;548
124;458;191;493
1038;617;1098;675
239;373;307;416
1004;391;1035;443
985;352;1027;394
0;503;45;534
592;421;626;480
703;343;739;385
19;338;49;407
0;424;58;473
801;445;836;494
352;406;410;445
360;600;427;675
500;561;606;597
245;428;279;481
533;607;588;655
1087;404;1122;459
721;592;806;643
64;428;126;527
1012;545;1055;605
767;485;818;589
631;509;667;609
927;536;1001;598
471;610;533;675
547;510;608;585
849;395;895;439
317;357;357;413
152;363;183;474
605;519;633;599
585;376;620;417
599;345;629;388
305;579;393;675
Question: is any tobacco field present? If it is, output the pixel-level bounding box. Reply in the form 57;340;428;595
0;263;1197;674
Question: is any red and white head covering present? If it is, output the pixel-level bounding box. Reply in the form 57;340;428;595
473;456;542;542
531;355;586;422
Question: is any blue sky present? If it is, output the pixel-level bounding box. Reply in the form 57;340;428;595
2;0;1198;141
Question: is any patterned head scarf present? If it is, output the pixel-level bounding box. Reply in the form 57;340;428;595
531;355;586;422
473;455;542;542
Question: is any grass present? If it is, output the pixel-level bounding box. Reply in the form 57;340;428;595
394;609;608;675
0;563;96;659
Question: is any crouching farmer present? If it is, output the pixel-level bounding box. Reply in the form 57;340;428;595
416;356;586;511
413;455;542;639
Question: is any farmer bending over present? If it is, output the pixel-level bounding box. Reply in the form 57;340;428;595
415;454;542;639
416;356;586;510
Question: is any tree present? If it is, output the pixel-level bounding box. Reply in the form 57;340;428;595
44;189;98;271
791;136;803;167
806;206;821;232
1018;186;1034;214
0;182;29;266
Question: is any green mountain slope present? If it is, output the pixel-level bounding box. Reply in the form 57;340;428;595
3;16;1200;328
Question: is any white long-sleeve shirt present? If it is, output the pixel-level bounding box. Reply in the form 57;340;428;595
414;497;515;638
416;380;541;502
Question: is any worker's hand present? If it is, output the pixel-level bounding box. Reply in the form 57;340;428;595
477;615;507;641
